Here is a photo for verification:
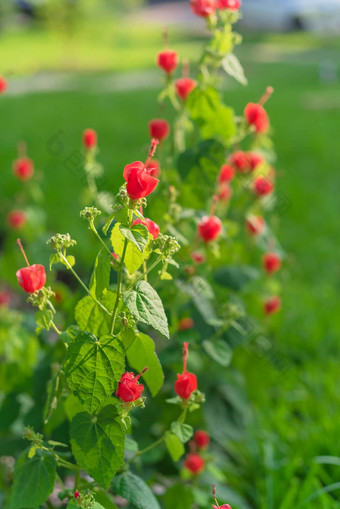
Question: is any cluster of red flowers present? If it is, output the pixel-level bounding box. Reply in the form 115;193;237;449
183;429;210;475
7;150;35;231
190;0;241;18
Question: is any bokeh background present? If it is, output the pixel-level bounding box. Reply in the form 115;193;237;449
1;0;340;505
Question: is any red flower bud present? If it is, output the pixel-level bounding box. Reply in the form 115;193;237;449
112;252;119;261
16;239;46;294
244;103;269;133
16;265;46;294
245;215;265;236
190;0;217;17
217;0;240;9
229;151;250;173
264;296;281;315
116;369;148;402
218;164;235;183
157;50;178;74
253;176;273;196
149;119;170;141
175;78;196;101
147;159;161;178
123;161;159;200
12;157;34;181
198;215;222;243
174;342;197;399
82;128;97;149
217;184;232;202
248;152;264;171
191;251;205;264
0;291;10;307
183;453;205;474
74;491;80;499
0;76;8;94
194;430;210;450
178;317;194;331
131;218;160;240
7;210;27;230
262;253;281;274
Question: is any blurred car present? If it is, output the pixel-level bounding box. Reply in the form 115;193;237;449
240;0;340;32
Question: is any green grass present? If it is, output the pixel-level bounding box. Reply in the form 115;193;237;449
1;20;340;507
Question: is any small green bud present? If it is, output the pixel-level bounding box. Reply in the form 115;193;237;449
80;206;101;222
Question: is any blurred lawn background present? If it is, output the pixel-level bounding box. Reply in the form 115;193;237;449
1;0;340;504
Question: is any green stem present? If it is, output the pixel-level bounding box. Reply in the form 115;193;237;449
90;222;116;261
110;236;129;335
125;435;166;467
126;256;162;292
59;253;111;316
74;468;81;490
51;321;61;335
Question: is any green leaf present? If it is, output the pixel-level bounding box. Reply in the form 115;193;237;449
186;87;235;141
113;194;129;226
123;281;169;339
222;53;248;86
170;422;193;444
10;449;56;509
176;277;222;326
70;405;124;489
111;223;151;274
35;309;53;332
64;330;125;414
49;253;62;270
165;432;185;462
112;471;161;509
177;139;226;208
90;248;111;299
75;290;117;336
120;224;149;253
214;265;260;291
66;255;76;267
126;333;164;396
202;339;233;367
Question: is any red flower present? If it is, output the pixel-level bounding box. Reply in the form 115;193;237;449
198;215;222;243
245;215;265;236
183;453;205;474
216;184;232;202
264;296;281;315
229;151;250;172
74;491;80;500
244;103;269;133
7;210;26;230
190;0;217;17
123;161;159;200
217;0;240;9
157;50;178;74
17;265;46;294
248;152;264;171
131;218;160;240
262;253;281;274
16;239;46;294
13;157;34;181
194;430;210;450
178;317;194;331
174;342;197;399
218;164;235;183
0;291;10;307
149;119;170;141
175;78;196;101
82;128;97;149
0;76;8;94
253;176;273;196
116;369;148;402
147;159;161;178
191;251;206;264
